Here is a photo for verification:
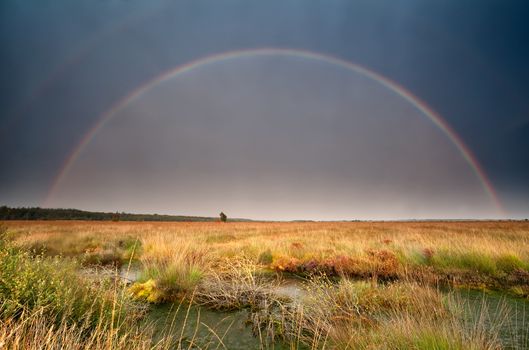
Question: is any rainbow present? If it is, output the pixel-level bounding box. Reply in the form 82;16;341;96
44;47;504;214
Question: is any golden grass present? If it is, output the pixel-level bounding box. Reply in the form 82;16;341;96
8;221;529;253
2;220;528;349
7;220;529;284
7;220;528;258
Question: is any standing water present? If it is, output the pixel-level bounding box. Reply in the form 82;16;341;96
454;289;529;349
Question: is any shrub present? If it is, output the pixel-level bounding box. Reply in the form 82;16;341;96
0;237;140;331
365;249;401;279
271;250;402;280
423;248;435;264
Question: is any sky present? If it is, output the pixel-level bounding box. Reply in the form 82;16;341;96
1;0;528;220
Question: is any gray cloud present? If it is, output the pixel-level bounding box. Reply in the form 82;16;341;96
1;0;528;219
48;56;497;220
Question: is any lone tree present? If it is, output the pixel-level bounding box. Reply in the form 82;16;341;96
219;212;227;223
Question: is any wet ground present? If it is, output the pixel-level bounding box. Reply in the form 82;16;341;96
82;267;529;349
147;282;529;349
145;303;297;350
454;289;529;349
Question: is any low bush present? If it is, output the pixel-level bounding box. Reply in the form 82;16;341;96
271;250;402;280
0;234;141;332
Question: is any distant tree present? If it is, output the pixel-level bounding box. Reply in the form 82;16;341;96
219;212;227;223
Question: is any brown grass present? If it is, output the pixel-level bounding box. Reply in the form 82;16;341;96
7;220;529;288
2;220;528;348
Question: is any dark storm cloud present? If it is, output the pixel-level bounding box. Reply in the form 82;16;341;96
1;0;528;218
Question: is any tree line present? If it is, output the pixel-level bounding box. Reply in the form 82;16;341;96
0;206;242;222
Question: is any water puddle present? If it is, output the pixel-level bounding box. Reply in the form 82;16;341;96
272;278;307;302
79;264;140;285
145;303;292;350
119;265;140;283
454;289;529;349
79;266;528;349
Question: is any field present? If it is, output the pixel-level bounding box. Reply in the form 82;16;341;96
1;220;529;349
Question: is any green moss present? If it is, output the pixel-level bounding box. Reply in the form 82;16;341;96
133;262;204;303
129;279;167;303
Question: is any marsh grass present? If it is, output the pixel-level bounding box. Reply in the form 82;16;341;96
129;239;209;303
0;235;145;330
9;221;529;284
0;231;159;349
429;250;499;275
195;258;278;311
250;276;510;349
130;264;203;303
3;220;529;349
